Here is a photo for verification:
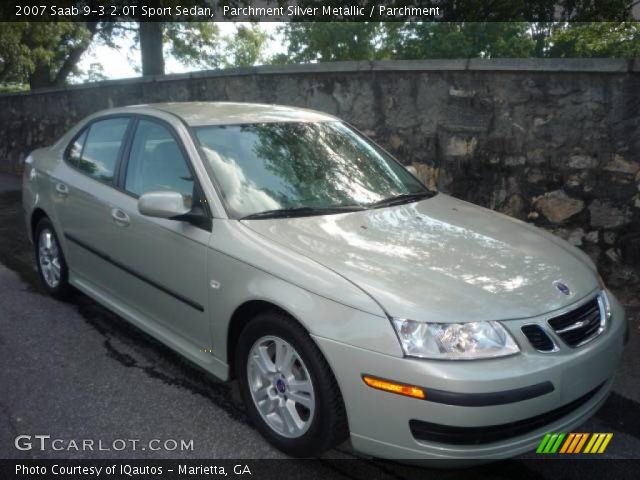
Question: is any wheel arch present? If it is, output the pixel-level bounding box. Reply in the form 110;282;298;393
229;298;351;454
226;300;307;380
31;207;70;268
30;207;49;239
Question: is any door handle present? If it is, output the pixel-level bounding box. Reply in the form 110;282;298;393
111;208;130;227
55;183;69;197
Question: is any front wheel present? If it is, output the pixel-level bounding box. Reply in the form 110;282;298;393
235;311;348;457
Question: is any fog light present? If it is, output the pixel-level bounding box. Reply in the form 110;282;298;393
362;375;425;399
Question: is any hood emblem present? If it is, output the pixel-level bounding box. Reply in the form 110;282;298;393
554;281;571;296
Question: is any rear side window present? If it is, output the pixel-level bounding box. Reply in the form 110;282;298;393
124;119;194;205
67;129;88;166
68;118;130;184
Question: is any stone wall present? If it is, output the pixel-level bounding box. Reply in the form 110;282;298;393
1;59;639;284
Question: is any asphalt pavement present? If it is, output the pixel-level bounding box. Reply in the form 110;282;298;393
0;173;20;192
1;172;639;479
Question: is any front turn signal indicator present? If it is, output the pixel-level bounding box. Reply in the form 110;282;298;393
362;375;425;399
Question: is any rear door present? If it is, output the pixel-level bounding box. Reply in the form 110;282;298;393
97;116;212;348
55;116;133;290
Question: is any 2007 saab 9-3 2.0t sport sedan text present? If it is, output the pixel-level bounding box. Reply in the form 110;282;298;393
22;102;628;462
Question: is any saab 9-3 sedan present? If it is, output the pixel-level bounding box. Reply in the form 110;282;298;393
22;102;627;462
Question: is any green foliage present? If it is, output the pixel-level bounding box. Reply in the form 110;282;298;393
388;23;537;59
163;22;269;70
164;22;221;68
276;22;537;63
276;21;640;64
3;18;639;91
0;20;271;89
222;24;269;68
0;83;29;93
0;22;95;87
0;23;30;84
277;23;388;63
546;23;640;57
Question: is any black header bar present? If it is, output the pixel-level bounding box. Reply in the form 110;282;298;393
1;0;638;22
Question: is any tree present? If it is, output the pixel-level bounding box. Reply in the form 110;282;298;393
546;22;640;57
164;22;269;70
139;22;268;75
139;22;164;76
0;23;30;85
275;23;388;64
276;0;636;62
222;24;269;68
387;23;537;59
0;21;225;88
164;22;220;70
276;21;640;64
0;22;102;89
277;22;537;63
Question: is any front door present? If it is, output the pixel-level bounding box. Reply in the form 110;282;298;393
101;117;211;349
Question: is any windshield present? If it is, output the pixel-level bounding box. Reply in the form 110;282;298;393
194;121;431;219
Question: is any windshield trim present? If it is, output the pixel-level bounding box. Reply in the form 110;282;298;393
240;204;368;221
190;120;436;220
185;122;232;219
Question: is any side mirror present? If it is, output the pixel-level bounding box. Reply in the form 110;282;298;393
406;165;418;176
138;191;190;219
138;191;212;230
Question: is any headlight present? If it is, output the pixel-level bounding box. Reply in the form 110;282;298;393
598;290;612;322
391;319;520;360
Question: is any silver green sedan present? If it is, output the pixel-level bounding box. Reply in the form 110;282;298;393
22;102;627;462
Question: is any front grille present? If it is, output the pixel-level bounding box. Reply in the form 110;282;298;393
548;296;603;347
521;324;555;352
409;383;603;445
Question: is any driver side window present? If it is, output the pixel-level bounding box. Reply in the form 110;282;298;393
124;119;194;207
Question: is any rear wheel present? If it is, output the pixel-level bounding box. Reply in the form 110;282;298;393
235;311;348;457
35;218;71;299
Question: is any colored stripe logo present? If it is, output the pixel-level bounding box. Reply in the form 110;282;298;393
537;433;613;454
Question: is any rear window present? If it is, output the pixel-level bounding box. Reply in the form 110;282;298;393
67;118;130;184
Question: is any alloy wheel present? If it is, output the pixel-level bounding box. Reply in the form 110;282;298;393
38;229;61;288
246;335;316;439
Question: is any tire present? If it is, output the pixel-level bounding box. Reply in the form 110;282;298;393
235;311;349;457
34;217;71;300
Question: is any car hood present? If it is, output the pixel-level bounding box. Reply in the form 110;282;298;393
241;194;598;323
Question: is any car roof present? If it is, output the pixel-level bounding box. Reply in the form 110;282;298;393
119;102;339;127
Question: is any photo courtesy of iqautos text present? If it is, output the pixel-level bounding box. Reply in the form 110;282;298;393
0;1;639;479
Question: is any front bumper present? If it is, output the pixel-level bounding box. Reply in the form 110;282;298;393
313;290;626;461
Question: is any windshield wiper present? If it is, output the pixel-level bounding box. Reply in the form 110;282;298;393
240;205;365;220
368;191;433;209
